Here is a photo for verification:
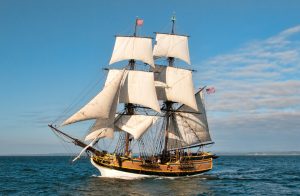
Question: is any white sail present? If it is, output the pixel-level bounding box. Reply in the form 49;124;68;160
85;68;161;140
168;132;181;141
84;85;121;141
154;66;197;111
153;33;191;65
115;115;159;139
169;90;211;148
84;119;115;141
109;36;155;68
62;69;125;126
85;127;114;141
108;69;161;113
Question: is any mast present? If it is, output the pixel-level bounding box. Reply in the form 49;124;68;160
171;15;175;34
124;59;135;156
163;14;176;155
124;18;140;156
163;101;172;155
167;15;176;66
54;18;160;158
134;17;138;36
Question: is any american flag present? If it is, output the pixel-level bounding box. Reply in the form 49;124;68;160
136;19;144;26
206;87;216;94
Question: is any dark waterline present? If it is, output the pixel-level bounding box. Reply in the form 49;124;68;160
1;156;299;195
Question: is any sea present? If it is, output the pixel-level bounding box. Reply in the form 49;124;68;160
0;155;299;195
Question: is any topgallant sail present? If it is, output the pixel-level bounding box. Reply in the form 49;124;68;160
49;16;217;178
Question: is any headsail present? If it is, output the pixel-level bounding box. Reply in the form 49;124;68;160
109;36;155;68
153;33;190;65
168;90;212;149
84;92;119;141
62;70;125;126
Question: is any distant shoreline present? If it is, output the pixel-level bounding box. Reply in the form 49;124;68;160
1;151;300;156
215;151;300;156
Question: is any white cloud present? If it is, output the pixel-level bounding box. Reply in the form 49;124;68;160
276;25;300;38
197;25;300;150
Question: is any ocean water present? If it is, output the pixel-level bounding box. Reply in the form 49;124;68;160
0;156;299;195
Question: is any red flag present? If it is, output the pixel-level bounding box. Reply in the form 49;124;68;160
206;87;216;94
136;19;144;26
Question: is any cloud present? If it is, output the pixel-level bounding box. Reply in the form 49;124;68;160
274;25;300;40
196;25;300;150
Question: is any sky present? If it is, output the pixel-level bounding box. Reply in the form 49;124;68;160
0;0;299;155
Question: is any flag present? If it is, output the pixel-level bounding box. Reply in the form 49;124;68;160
136;19;144;26
206;87;215;94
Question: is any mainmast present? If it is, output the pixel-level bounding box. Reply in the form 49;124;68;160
168;15;176;66
163;15;176;155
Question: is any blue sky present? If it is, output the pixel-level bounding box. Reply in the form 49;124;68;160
0;0;300;155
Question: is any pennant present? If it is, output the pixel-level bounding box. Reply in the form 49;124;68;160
206;87;215;94
136;19;144;26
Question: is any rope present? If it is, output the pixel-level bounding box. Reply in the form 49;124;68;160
51;69;106;125
51;129;77;157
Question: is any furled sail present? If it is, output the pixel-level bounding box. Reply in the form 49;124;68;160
154;66;197;111
109;36;155;68
153;33;190;65
62;70;125;126
168;90;211;149
115;115;159;139
107;69;161;113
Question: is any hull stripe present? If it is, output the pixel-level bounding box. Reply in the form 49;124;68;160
93;158;212;177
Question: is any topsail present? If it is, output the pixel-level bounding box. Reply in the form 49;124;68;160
153;65;198;111
109;36;155;68
153;33;191;65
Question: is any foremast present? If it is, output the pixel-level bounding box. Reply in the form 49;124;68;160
124;18;142;156
54;17;159;158
124;59;135;156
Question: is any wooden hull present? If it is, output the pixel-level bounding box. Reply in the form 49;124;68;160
91;153;213;178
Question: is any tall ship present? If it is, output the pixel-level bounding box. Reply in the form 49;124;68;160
49;16;217;178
